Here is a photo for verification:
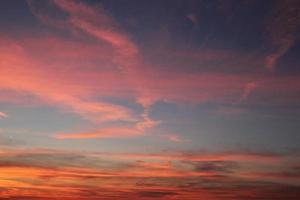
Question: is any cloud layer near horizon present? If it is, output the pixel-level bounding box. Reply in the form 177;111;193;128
0;148;299;200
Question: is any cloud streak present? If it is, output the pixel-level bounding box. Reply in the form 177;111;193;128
0;111;7;119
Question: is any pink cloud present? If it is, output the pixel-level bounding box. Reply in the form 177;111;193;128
265;0;300;70
2;32;300;119
0;111;8;119
265;45;292;71
237;81;259;103
0;36;133;123
21;1;300;107
165;134;184;143
55;109;159;139
0;0;299;140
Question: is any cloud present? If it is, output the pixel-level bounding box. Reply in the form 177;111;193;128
192;160;238;173
166;134;181;143
0;0;298;113
27;0;68;29
215;106;245;115
238;82;259;103
55;116;160;139
0;36;134;123
26;0;161;135
55;106;160;139
138;190;178;198
0;0;299;144
187;13;199;27
51;0;138;59
55;127;141;139
165;134;185;143
1;1;300;199
265;0;300;70
0;111;7;119
0;148;299;199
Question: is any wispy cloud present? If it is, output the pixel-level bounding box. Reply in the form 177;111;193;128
265;0;300;70
0;0;298;129
0;36;134;123
55;111;160;139
55;127;141;139
187;13;199;27
0;111;7;119
164;134;185;143
238;82;259;103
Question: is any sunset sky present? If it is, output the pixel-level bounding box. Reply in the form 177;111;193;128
0;0;300;199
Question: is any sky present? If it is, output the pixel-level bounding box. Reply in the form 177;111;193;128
0;0;300;199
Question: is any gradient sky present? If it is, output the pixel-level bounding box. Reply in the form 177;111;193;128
0;0;300;199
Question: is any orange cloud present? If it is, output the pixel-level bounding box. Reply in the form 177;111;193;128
55;127;141;139
0;148;298;199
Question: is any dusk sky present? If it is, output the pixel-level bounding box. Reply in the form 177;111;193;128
0;0;300;199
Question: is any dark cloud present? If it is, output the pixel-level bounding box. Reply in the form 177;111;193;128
193;161;239;173
0;136;24;146
138;190;178;198
0;152;133;171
